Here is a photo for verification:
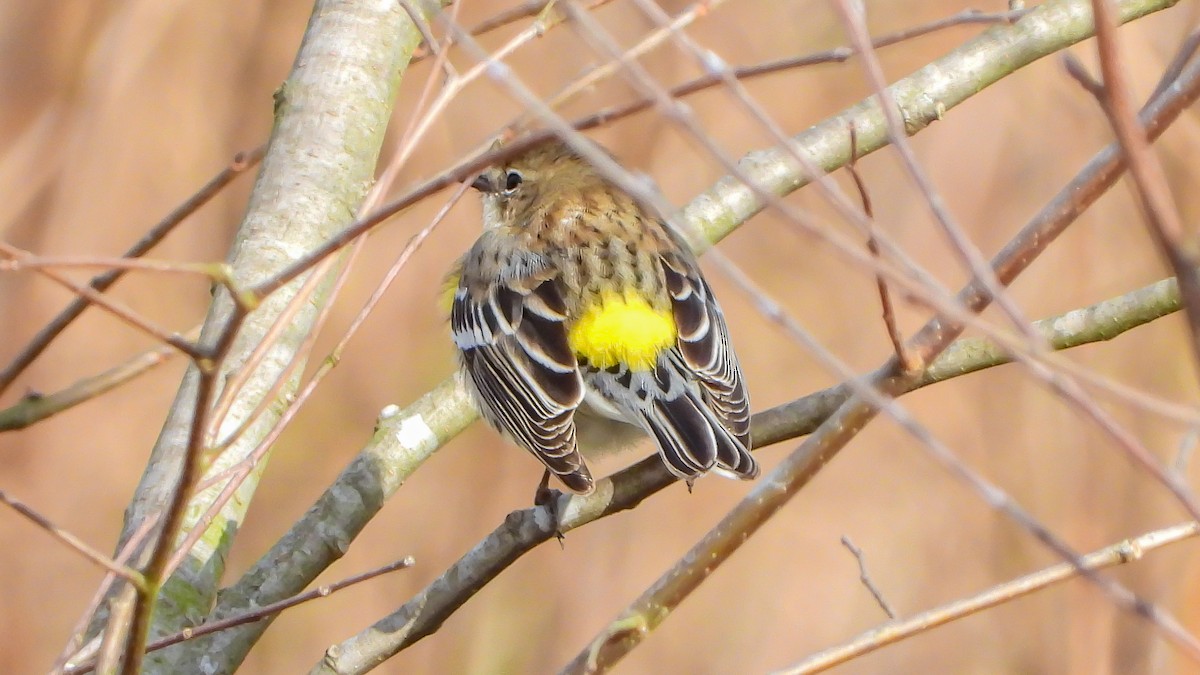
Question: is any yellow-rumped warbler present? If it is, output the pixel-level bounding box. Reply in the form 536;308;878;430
449;139;757;494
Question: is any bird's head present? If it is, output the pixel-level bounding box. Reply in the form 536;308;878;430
470;139;600;229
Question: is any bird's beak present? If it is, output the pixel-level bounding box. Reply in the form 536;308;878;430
470;174;493;192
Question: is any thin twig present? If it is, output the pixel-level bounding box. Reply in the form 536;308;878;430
840;536;897;620
118;310;241;674
398;0;455;79
0;147;262;396
206;251;337;449
828;0;1039;343
1148;26;1200;101
0;490;145;587
0;242;204;361
65;558;416;674
1173;429;1198;475
752;275;1192;445
96;592;135;675
845;124;912;371
54;518;157;674
1063;53;1107;95
779;522;1200;674
409;0;616;62
1088;0;1200;382
0;333;190;431
0;256;227;277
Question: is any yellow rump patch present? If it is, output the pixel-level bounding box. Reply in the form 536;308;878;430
438;268;461;315
568;290;676;371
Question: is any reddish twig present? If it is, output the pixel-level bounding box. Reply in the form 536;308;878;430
118;308;243;674
0;242;204;362
1087;0;1200;380
0;489;145;587
0;148;262;396
54;518;157;673
65;557;415;674
845;123;913;371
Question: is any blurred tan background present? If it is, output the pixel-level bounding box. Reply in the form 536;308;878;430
3;0;1200;672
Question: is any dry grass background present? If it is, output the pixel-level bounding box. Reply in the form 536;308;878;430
2;0;1200;672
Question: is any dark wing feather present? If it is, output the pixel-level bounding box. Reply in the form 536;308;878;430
452;255;594;493
660;246;757;479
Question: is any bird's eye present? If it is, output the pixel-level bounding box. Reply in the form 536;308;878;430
504;170;523;191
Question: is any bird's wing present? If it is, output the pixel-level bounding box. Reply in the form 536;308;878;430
451;250;594;493
659;243;757;479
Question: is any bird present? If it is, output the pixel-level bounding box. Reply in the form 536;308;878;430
448;137;757;496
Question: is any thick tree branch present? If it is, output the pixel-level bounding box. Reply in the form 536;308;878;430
82;1;431;672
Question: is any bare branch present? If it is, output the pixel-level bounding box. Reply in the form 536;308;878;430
0;147;262;396
840;536;897;620
780;522;1200;674
1087;0;1200;380
0;334;189;431
0;490;145;588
